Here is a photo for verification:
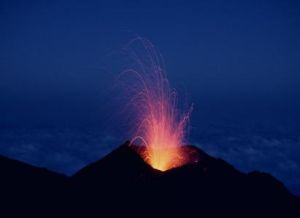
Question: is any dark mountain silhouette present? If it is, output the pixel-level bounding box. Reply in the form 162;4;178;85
0;154;67;216
1;141;299;217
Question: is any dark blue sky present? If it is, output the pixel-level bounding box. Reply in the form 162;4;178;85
0;0;300;195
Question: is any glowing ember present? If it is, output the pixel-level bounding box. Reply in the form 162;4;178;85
122;38;192;171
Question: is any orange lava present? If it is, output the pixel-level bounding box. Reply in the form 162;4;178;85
124;38;192;171
131;91;191;171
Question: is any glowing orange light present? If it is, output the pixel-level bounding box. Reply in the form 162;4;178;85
123;38;192;171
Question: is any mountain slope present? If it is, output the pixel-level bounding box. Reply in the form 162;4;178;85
70;142;300;216
0;141;299;217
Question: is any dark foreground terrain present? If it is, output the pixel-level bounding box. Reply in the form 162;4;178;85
1;141;299;217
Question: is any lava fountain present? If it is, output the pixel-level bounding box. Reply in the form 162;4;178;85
121;38;193;171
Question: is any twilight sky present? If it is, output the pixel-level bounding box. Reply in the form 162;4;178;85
0;0;300;195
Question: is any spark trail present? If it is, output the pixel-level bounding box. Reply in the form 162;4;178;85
122;38;192;171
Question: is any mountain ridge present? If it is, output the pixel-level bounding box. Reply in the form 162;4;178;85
1;141;299;217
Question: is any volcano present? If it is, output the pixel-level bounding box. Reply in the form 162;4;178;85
1;142;299;217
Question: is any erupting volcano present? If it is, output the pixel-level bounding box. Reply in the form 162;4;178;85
122;38;193;171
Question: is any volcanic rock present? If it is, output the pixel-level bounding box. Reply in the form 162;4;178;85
1;141;299;217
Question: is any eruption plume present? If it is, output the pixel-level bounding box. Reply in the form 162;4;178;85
121;38;193;171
